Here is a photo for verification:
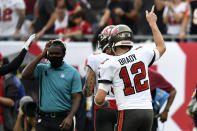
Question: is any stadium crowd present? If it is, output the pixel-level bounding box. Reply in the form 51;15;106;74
0;0;197;131
0;0;196;42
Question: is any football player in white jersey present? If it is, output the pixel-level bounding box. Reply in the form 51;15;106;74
83;25;118;131
95;6;166;131
0;0;26;38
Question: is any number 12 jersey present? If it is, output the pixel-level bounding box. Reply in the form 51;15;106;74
98;46;160;110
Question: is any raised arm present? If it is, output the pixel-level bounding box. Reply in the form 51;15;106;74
22;40;51;79
0;34;35;76
146;5;166;57
0;97;14;107
13;108;24;131
15;9;26;36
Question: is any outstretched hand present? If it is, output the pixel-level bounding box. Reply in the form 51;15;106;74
146;5;157;26
23;34;36;50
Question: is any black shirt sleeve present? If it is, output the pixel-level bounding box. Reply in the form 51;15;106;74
44;0;55;15
0;48;27;76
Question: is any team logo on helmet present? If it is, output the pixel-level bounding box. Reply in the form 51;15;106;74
98;25;115;52
109;24;134;52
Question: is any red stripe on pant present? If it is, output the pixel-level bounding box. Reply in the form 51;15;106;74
118;110;124;131
94;110;96;131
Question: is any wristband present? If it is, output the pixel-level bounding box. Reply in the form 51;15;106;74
95;100;109;108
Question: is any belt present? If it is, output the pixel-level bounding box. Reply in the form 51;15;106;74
38;110;69;118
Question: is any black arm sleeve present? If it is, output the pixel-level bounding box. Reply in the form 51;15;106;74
0;48;27;76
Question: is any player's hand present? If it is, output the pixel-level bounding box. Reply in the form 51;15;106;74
59;115;73;130
159;110;168;122
146;5;157;26
23;34;36;50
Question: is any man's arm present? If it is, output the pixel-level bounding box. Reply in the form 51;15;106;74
36;12;56;38
146;5;166;57
154;0;169;11
60;93;81;130
22;40;51;79
14;108;24;131
114;0;142;20
180;2;190;40
95;89;108;107
69;93;81;118
98;9;111;27
95;83;111;107
125;0;142;20
83;67;96;97
0;34;35;76
0;97;14;107
160;89;176;122
15;9;26;35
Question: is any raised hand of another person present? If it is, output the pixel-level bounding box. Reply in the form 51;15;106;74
23;34;36;50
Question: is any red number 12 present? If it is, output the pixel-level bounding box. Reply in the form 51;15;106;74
119;61;149;96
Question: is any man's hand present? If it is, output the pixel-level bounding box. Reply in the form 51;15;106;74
59;115;73;130
18;108;24;116
146;5;157;27
42;40;52;58
23;34;36;50
36;29;46;39
159;110;168;122
115;8;125;16
179;31;186;40
186;109;194;118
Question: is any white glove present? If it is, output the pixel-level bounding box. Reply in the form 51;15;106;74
23;34;36;50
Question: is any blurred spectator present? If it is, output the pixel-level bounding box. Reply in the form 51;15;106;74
14;96;37;131
149;68;177;131
73;10;93;41
181;0;197;41
54;0;69;33
78;0;111;32
153;0;169;34
0;0;26;40
106;0;142;34
56;14;82;42
137;0;154;35
163;0;187;40
30;0;56;38
74;10;93;35
65;0;81;12
24;0;37;21
91;0;141;50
